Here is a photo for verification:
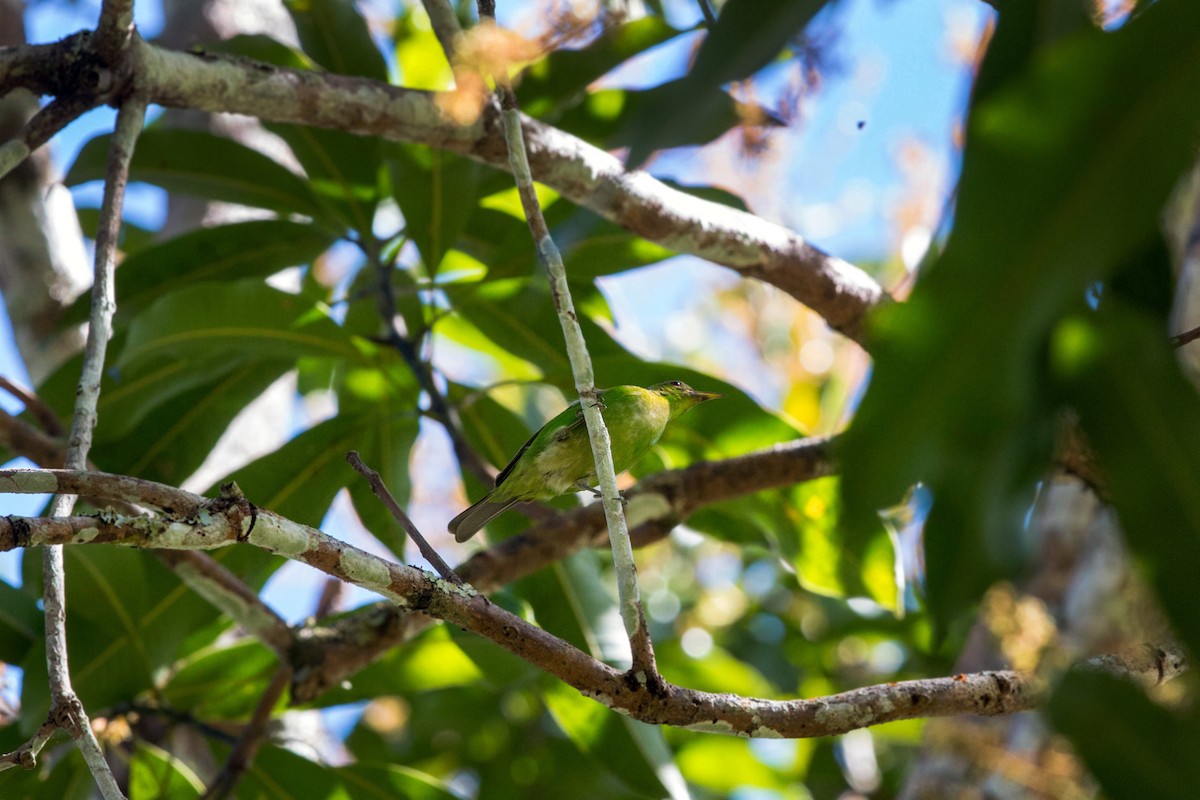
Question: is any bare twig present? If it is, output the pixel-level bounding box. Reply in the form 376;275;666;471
472;0;657;678
346;450;463;585
156;550;294;657
365;240;492;485
0;376;63;436
1171;323;1200;348
34;92;144;800
0;95;97;182
695;0;718;28
421;0;462;63
202;666;291;800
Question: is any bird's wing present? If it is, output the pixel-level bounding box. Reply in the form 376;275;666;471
493;391;600;487
493;427;539;488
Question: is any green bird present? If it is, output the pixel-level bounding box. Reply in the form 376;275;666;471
449;381;721;542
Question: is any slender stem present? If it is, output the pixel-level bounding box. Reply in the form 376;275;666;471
0;95;96;182
202;666;292;800
421;0;462;63
366;239;492;485
346;451;464;586
41;94;145;800
695;0;717;28
473;1;655;676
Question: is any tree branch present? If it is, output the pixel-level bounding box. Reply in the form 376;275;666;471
33;91;144;799
201;666;291;800
0;466;1129;740
288;435;836;701
0;95;96;182
1;35;889;344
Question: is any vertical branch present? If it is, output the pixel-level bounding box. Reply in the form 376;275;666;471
41;93;145;800
471;1;657;677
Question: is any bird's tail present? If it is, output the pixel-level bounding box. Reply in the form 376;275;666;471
448;492;519;542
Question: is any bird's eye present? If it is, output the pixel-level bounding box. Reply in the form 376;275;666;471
670;381;683;387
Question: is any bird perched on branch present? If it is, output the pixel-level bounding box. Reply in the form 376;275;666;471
449;381;721;542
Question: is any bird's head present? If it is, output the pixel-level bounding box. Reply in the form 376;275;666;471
650;380;723;418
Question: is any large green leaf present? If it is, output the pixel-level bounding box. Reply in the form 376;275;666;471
129;741;205;799
388;144;482;273
840;0;1200;630
163;638;279;719
116;280;362;371
624;0;828;165
238;745;455;799
517;16;683;118
447;280;626;376
561;80;777;154
97;359;293;486
64;220;337;325
267;122;383;234
284;0;389;81
1048;670;1200;799
67;129;325;218
0;580;41;665
21;547;230;728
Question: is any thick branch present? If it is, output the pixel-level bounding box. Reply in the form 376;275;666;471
68;37;886;343
0;466;1072;739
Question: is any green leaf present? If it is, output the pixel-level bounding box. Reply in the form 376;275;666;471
0;746;92;800
1049;304;1200;657
216;413;366;527
448;280;626;376
204;33;316;69
97;358;293;487
66;129;325;218
116;280;362;371
562;80;777;154
312;625;483;707
129;741;205;799
840;0;1200;631
1048;670;1200;799
529;554;684;800
0;580;41;664
624;0;827;165
64;220;337;325
267;122;382;234
337;763;458;800
21;548;230;725
517;16;683;118
284;0;389;81
163;638;279;719
388;144;482;272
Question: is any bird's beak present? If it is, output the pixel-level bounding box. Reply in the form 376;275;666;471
693;390;723;403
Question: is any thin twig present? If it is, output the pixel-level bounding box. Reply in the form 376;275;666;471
156;551;295;657
0;471;1160;739
346;450;464;586
39;93;145;800
421;0;462;63
695;0;718;28
0;95;97;182
0;376;63;436
365;239;493;485
201;666;291;800
472;0;657;677
95;0;136;64
1171;324;1200;348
